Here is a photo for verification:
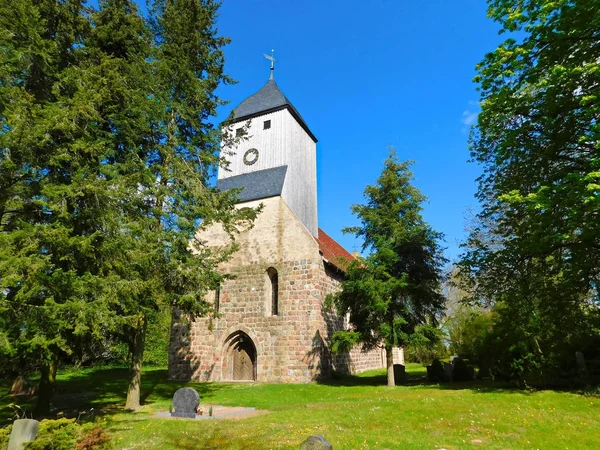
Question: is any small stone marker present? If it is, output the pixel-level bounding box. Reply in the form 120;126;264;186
8;419;39;450
300;434;332;450
171;387;200;419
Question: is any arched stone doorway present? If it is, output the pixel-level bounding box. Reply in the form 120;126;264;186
223;331;257;381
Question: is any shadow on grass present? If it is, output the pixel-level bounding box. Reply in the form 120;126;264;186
0;386;39;425
58;367;228;408
111;417;258;450
317;370;530;394
0;367;231;425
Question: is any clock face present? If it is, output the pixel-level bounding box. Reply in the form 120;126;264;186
243;148;259;166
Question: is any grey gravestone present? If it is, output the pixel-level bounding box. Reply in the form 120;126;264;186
428;359;445;382
443;362;453;382
171;387;200;418
8;419;39;450
393;364;406;384
576;351;586;372
451;357;472;382
575;351;588;380
300;435;332;450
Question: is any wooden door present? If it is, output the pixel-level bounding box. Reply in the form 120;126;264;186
233;346;254;380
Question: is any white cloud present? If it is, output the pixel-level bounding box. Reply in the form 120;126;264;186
461;110;478;126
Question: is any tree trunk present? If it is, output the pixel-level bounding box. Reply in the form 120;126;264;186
125;315;147;410
35;359;57;416
386;345;395;387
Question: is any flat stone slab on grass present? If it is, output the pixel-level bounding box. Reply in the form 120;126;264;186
156;404;266;420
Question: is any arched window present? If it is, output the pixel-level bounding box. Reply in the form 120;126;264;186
266;267;278;316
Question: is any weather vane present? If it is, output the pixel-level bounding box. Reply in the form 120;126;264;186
264;49;276;80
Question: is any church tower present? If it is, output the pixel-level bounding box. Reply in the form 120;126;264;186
217;67;318;236
168;60;390;384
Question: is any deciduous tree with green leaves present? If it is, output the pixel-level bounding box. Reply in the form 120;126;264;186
460;0;600;382
329;152;446;386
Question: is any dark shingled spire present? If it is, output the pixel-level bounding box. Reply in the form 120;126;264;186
231;79;317;142
216;166;288;203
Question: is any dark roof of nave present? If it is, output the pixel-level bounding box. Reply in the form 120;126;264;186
316;228;355;271
216;165;287;202
231;79;317;143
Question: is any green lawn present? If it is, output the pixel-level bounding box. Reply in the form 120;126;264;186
1;364;599;449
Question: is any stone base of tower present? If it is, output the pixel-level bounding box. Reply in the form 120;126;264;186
169;316;401;382
168;251;402;383
167;262;388;383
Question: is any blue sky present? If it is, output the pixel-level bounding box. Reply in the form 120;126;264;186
122;0;505;261
211;0;505;262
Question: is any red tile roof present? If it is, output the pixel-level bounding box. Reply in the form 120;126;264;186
316;228;355;270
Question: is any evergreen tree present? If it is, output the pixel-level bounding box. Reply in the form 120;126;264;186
0;0;106;414
329;151;446;386
0;0;254;413
100;0;256;410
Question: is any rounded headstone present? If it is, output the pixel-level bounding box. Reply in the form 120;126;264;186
300;434;333;450
428;359;446;382
451;357;472;382
171;387;200;418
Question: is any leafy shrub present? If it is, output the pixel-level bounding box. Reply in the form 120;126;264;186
25;418;80;450
24;418;110;450
404;340;447;365
404;324;447;365
330;331;360;354
75;428;111;450
108;305;171;366
0;425;12;448
447;307;493;360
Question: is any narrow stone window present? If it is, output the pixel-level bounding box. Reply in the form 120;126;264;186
214;287;220;312
266;267;278;316
263;120;271;130
236;127;243;137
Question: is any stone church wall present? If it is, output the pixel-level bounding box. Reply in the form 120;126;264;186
169;256;329;382
316;263;396;376
168;196;389;383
